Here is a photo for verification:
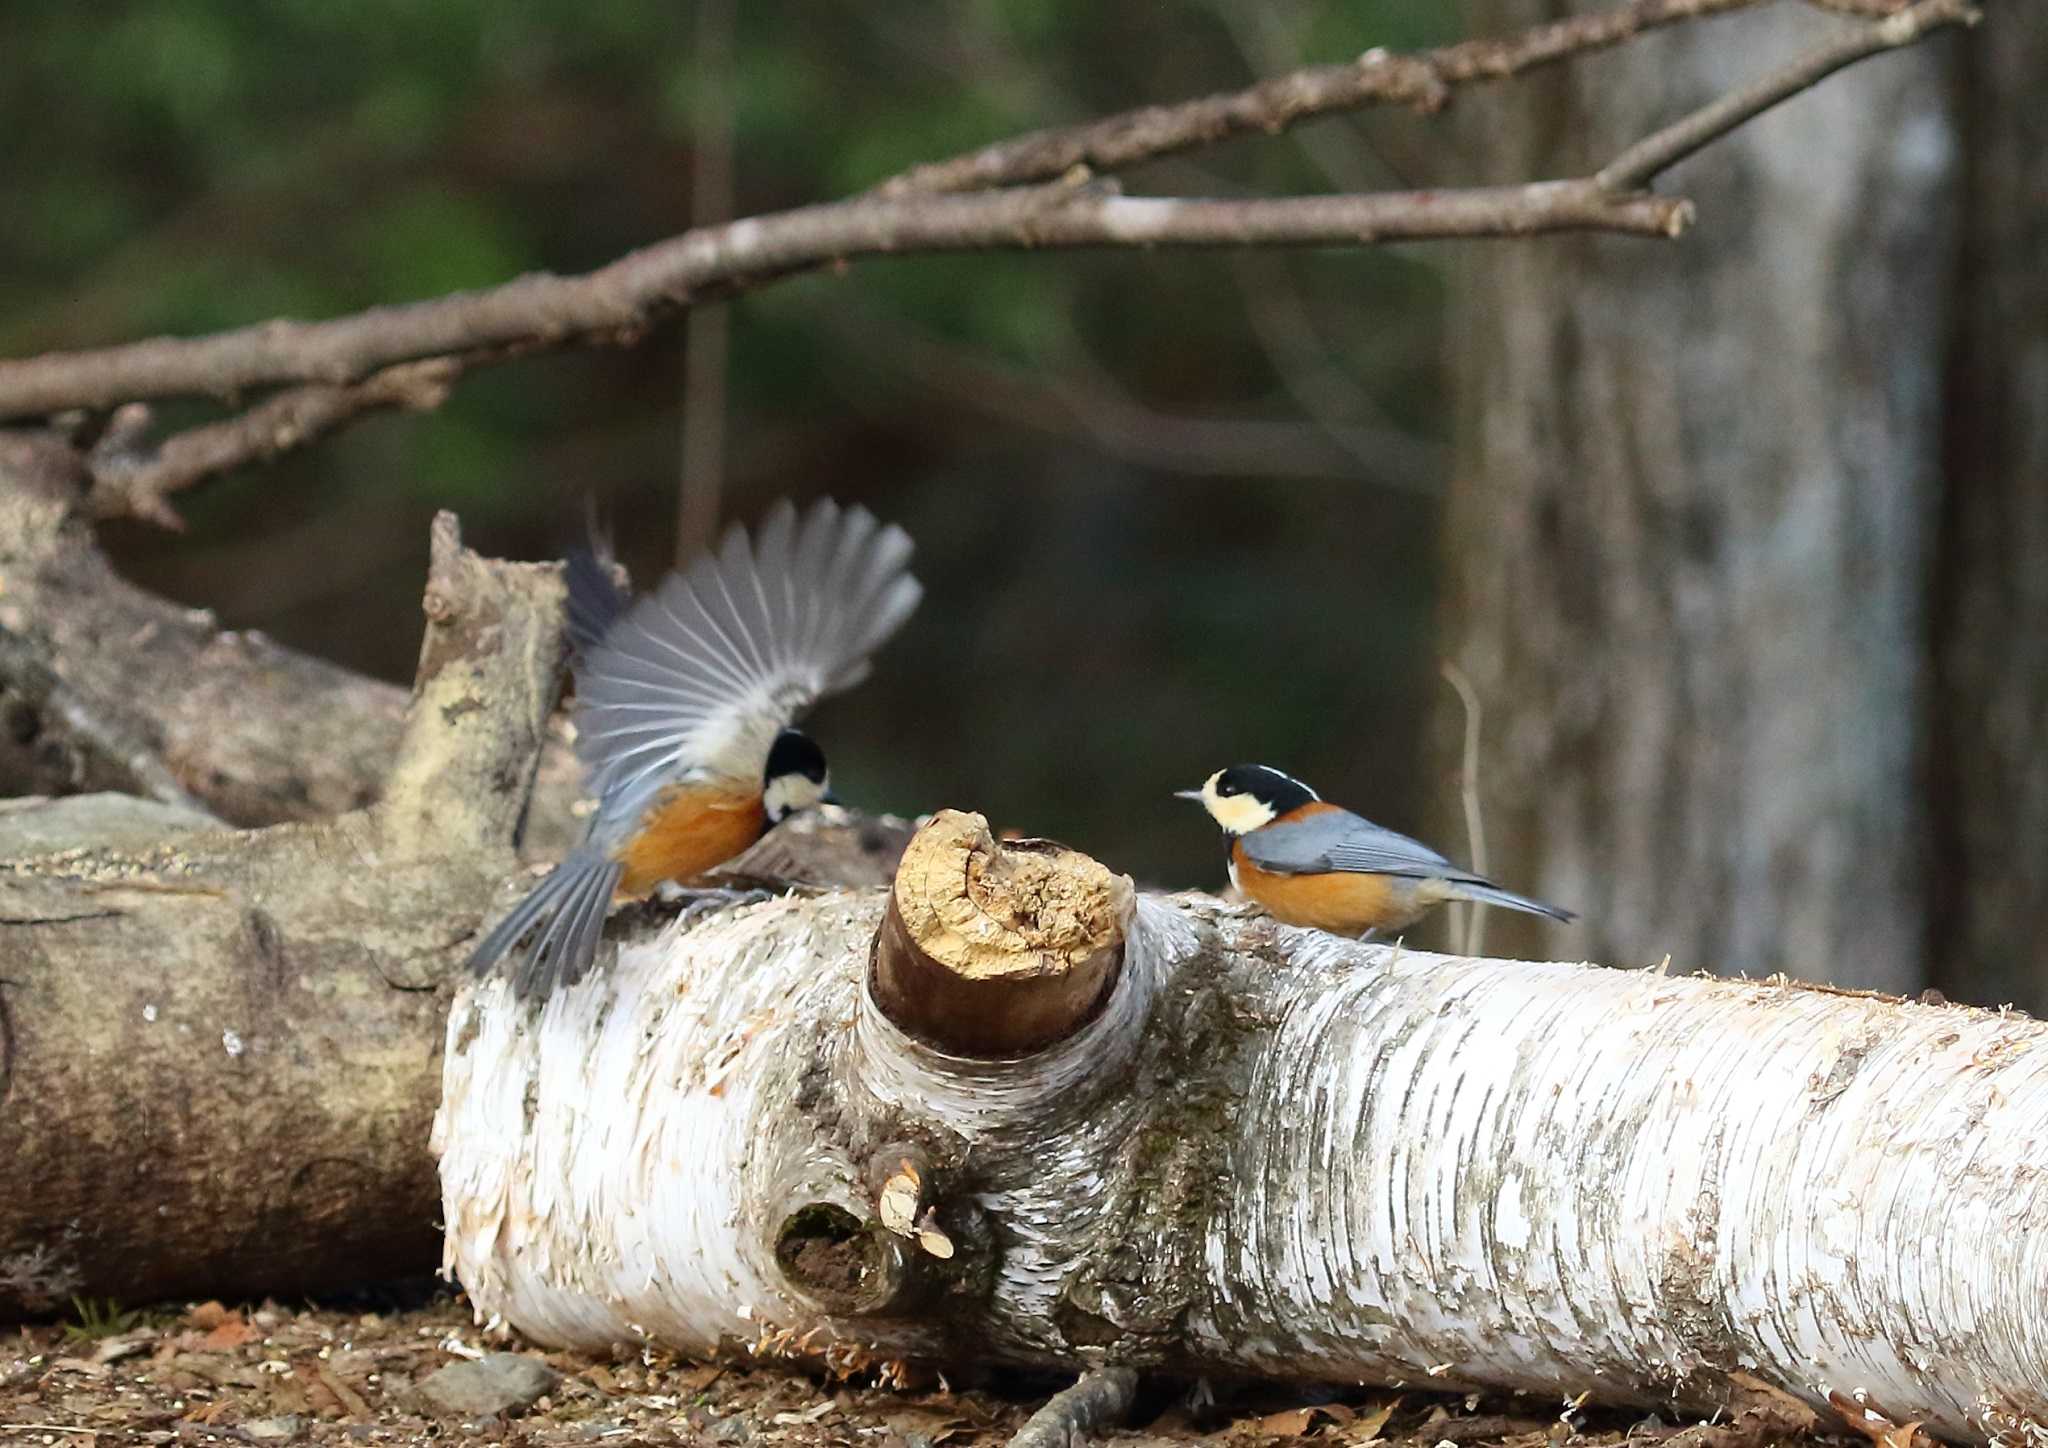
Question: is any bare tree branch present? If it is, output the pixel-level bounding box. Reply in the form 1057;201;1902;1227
0;0;1974;523
1598;0;1979;190
0;179;1690;422
878;0;1769;196
83;359;462;529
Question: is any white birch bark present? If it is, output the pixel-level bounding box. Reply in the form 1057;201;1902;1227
436;888;2048;1444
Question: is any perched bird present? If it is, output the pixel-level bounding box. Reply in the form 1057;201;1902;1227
470;498;922;997
1176;764;1573;939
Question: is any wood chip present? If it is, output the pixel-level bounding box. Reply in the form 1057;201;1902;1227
879;1163;922;1237
314;1361;371;1418
1828;1391;1930;1448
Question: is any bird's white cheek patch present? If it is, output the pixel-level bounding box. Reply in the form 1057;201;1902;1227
1206;790;1276;835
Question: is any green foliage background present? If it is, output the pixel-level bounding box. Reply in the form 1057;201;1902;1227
3;0;1464;890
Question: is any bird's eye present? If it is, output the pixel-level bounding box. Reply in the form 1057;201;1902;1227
1217;781;1238;797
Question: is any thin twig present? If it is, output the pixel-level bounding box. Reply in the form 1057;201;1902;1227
882;0;1768;195
1230;252;1442;491
1199;0;1412;194
1597;0;1979;190
84;357;463;528
1800;0;1913;15
1006;1367;1139;1448
1440;660;1489;959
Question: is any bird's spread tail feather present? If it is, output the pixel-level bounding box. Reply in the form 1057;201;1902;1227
469;847;625;998
1449;879;1576;924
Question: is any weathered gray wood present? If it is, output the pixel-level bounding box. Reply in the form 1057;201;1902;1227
0;512;571;1315
0;794;219;857
0;433;586;855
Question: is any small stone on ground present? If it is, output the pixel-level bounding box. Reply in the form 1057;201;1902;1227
415;1350;560;1418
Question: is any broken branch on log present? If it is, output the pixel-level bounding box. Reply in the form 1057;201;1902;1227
377;512;567;858
0;439;592;846
870;811;1132;1056
438;814;2048;1445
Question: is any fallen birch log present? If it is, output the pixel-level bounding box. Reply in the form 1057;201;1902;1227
438;811;2048;1444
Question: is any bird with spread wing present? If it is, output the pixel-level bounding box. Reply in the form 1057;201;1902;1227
470;498;921;997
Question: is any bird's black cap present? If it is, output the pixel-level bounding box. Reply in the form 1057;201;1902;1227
1213;764;1317;814
764;727;828;785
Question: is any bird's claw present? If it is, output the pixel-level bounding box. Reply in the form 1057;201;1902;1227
657;883;780;927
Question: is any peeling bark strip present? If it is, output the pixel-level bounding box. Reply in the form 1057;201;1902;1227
871;811;1132;1056
440;866;2048;1443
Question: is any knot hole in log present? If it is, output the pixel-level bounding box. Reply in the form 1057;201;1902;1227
772;1203;911;1317
871;809;1133;1056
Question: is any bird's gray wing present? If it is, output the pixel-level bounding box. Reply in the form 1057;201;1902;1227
572;498;921;836
1241;808;1458;879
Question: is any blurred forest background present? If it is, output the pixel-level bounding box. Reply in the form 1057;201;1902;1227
4;1;2040;1002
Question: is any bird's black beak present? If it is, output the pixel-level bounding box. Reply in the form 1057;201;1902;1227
1173;788;1204;802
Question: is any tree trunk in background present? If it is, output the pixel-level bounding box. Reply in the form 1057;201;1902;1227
1930;5;2048;1010
1436;6;1958;989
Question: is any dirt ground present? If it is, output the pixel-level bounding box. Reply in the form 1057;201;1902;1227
0;1290;1843;1448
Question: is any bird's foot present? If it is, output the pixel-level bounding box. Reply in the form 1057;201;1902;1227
654;882;782;928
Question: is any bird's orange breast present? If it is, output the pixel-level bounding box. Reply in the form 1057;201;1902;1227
1231;838;1422;936
615;784;767;895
